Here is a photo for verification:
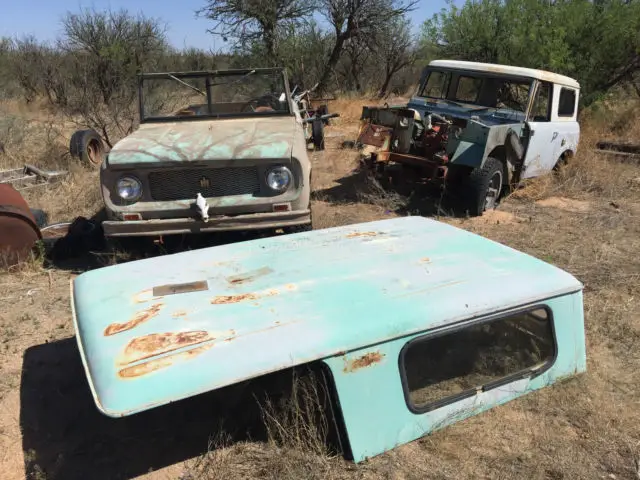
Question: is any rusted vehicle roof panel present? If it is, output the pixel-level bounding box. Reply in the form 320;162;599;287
71;216;583;417
107;116;297;165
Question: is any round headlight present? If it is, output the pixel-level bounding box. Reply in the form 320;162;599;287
266;166;292;192
116;176;142;201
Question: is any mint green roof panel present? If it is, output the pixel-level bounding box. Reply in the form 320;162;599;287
71;216;583;417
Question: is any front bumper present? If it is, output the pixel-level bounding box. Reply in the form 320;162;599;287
103;209;312;237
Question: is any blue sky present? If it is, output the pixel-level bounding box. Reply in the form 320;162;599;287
0;0;456;50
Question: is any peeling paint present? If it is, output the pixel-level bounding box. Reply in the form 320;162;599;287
104;303;164;336
346;231;379;238
118;344;213;379
107;117;298;165
227;266;274;285
118;330;213;366
211;285;294;304
133;289;161;304
211;293;259;304
343;351;386;373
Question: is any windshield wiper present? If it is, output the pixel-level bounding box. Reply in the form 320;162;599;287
167;74;206;96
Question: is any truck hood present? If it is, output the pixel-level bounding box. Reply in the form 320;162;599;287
107;116;298;166
407;97;526;126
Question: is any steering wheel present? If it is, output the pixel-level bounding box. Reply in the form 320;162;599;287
241;93;282;112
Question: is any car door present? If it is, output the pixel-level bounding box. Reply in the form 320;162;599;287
520;81;561;179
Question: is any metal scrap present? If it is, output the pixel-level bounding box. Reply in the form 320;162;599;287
0;164;67;191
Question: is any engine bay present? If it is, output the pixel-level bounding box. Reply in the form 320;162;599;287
357;106;469;165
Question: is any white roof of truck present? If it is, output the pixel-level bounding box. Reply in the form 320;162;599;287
429;60;580;89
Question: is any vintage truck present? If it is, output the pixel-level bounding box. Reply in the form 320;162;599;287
71;216;586;463
70;68;339;245
357;60;581;215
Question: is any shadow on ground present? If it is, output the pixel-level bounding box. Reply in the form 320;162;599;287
313;166;472;219
20;338;333;480
42;208;282;273
43;165;473;274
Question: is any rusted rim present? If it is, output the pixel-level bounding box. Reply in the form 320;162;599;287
87;138;103;166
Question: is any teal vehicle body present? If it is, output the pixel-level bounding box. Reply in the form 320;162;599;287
71;216;586;462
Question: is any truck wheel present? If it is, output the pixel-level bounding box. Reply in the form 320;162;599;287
465;157;504;216
70;129;105;167
312;119;325;151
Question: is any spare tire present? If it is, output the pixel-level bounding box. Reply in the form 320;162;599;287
70;129;105;167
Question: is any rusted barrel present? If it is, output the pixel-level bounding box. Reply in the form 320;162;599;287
0;184;42;267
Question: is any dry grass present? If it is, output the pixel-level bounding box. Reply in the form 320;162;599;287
1;95;640;480
0;98;103;225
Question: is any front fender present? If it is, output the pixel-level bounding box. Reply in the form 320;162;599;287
448;122;524;172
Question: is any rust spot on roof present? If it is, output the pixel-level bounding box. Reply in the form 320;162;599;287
346;231;379;238
119;330;213;366
343;351;386;373
211;288;283;305
133;288;161;304
211;293;259;304
420;257;431;264
104;303;164;336
118;344;213;379
226;266;274;285
172;310;188;318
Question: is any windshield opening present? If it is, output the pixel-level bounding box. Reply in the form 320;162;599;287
418;69;533;115
140;70;291;121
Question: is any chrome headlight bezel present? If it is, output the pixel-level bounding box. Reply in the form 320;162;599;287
265;166;292;192
115;175;143;202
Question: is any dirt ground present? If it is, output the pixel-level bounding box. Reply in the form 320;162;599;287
1;100;640;480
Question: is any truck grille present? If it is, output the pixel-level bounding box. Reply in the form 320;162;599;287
148;167;261;201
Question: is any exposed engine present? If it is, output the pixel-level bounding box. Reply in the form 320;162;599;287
358;106;467;165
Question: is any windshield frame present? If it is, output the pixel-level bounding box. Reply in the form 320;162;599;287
138;68;294;123
415;67;537;118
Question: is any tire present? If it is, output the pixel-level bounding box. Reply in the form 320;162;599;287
69;129;105;167
311;118;325;150
464;157;504;216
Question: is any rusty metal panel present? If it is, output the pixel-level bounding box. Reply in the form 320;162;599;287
0;184;41;266
0;164;67;191
71;216;583;418
357;123;392;149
